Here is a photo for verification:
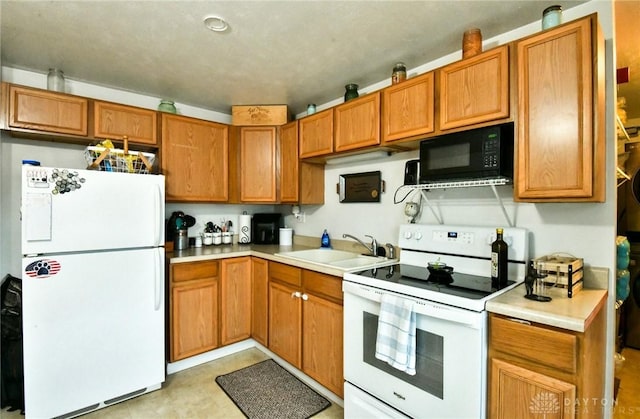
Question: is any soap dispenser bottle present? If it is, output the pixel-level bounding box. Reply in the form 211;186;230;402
321;229;331;248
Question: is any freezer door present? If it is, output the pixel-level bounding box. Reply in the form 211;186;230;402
22;166;165;254
22;248;165;419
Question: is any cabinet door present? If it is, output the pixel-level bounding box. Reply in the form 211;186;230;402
438;46;509;130
94;101;157;145
221;257;252;345
161;114;229;202
268;281;302;368
240;126;277;202
515;16;604;202
490;358;575;419
279;121;299;203
334;92;381;152
299;108;333;158
302;292;344;398
251;258;269;346
382;71;435;143
6;84;88;136
171;279;219;361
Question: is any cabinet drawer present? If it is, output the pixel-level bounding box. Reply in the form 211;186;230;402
171;260;219;283
303;270;343;303
490;315;577;374
269;262;301;287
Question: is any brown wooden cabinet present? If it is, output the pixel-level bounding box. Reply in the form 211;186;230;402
169;260;220;362
239;126;277;202
3;83;88;136
279;121;324;205
268;262;303;368
220;257;252;346
438;46;509;131
251;258;269;346
301;270;344;398
514;14;604;202
382;71;435;144
488;305;606;418
161;114;229;202
334;92;381;153
268;261;343;397
299;108;334;158
94;100;157;145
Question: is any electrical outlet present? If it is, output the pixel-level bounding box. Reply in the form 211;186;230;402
296;212;306;223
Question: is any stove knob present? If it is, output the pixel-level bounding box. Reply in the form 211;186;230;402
415;232;423;240
404;231;413;239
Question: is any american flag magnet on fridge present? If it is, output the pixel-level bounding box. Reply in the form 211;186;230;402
25;259;61;278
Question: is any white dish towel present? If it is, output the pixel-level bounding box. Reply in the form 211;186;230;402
375;293;417;375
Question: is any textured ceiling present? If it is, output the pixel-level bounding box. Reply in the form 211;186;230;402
2;1;590;116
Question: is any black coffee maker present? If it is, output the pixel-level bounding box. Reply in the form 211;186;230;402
166;211;196;242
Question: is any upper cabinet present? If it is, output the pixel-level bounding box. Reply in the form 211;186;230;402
334;92;381;153
94;101;158;145
280;121;324;205
514;14;604;202
299;109;333;158
438;46;510;130
2;83;88;136
161;114;229;202
239;126;278;203
382;71;435;144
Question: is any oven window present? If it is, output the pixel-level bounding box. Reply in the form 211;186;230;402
363;312;444;399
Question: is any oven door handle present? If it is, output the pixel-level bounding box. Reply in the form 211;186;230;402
343;282;484;329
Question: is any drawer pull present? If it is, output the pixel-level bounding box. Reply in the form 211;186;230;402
508;318;531;325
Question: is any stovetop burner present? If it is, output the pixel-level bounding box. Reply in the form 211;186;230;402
354;264;515;301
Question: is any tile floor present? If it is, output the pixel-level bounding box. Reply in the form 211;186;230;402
0;348;344;419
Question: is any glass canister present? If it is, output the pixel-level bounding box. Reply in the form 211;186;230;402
542;5;562;30
391;63;407;84
158;100;177;113
307;104;316;115
47;68;65;92
462;28;482;59
344;83;359;102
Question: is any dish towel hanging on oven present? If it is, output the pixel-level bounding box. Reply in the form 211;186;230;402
375;293;417;375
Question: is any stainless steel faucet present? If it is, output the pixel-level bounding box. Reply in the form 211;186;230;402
342;234;377;256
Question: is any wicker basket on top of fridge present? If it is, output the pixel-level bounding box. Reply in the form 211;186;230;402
84;137;155;174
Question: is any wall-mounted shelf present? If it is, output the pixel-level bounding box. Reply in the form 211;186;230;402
399;177;514;227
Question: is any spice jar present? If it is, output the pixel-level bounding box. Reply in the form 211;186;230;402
542;5;562;30
391;63;407;85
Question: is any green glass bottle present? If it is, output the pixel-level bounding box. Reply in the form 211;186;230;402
344;84;359;102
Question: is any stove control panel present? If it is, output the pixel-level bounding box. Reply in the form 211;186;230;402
398;224;529;262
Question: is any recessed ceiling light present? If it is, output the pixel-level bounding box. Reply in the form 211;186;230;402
203;15;229;32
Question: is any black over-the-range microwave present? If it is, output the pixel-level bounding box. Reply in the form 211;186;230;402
409;122;514;185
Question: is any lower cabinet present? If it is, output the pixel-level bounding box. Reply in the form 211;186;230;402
488;306;606;419
220;257;252;345
251;258;269;346
169;260;220;362
268;262;344;398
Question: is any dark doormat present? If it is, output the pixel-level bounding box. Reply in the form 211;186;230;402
215;359;331;419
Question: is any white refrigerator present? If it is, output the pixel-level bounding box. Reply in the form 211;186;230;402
21;166;166;419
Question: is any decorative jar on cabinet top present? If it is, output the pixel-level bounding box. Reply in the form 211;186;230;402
344;84;359;102
158;100;177;113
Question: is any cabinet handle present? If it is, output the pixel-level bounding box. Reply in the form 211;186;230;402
507;318;531;325
301;293;309;301
291;291;301;299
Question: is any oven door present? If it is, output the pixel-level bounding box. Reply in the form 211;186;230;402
343;281;487;419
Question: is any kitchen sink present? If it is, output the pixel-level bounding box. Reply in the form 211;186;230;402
275;248;394;271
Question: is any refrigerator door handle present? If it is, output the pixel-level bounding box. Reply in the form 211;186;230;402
154;248;162;311
154;184;163;246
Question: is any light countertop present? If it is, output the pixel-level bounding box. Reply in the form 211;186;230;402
486;282;608;332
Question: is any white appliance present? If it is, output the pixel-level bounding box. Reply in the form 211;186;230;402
21;166;165;419
343;224;528;419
